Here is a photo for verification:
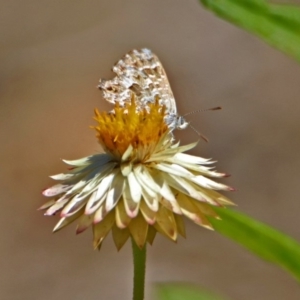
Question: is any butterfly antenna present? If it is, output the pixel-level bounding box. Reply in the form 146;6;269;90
183;106;221;117
189;123;209;143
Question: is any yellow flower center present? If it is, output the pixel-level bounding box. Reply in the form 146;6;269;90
93;96;168;157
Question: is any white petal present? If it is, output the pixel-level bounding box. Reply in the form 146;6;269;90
197;187;233;206
79;162;117;182
121;144;133;161
166;160;224;177
53;209;84;232
62;185;94;211
135;174;157;198
135;166;160;194
65;180;86;195
134;168;159;211
203;170;227;178
139;145;150;161
160;197;182;214
154;163;193;178
140;201;156;224
151;174;177;203
127;170;142;203
85;191;107;214
146;149;178;162
60;171;117;217
105;173;125;211
80;177;100;194
171;153;213;165
164;174;206;202
94;171;117;201
147;141;198;163
123;184;140;218
152;131;172;152
50;173;74;180
170;140;180;148
63;153;112;167
62;156;92;166
121;162;133;176
76;214;93;234
44;198;69;215
141;187;159;212
89;162;117;182
42;184;71;197
79;162;116;194
146;152;174;162
61;196;86;217
190;175;230;190
175;141;198;153
64;159;115;183
38;199;56;210
94;205;108;223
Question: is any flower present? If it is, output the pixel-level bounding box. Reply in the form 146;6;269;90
40;96;234;250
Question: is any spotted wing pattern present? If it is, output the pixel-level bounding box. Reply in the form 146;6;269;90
98;48;178;116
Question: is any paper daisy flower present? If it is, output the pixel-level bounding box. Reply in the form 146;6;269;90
40;96;234;250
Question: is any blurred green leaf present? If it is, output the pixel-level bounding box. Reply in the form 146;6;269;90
210;207;300;281
199;0;300;62
156;284;225;300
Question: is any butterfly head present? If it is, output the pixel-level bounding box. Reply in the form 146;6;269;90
165;114;189;131
176;116;189;130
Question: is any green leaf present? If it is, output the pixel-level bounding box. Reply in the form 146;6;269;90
199;0;300;62
210;207;300;281
156;284;226;300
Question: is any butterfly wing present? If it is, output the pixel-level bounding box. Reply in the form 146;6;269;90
98;48;177;115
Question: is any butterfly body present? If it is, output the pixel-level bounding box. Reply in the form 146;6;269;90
98;48;188;131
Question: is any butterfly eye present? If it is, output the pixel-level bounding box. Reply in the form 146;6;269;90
177;117;189;130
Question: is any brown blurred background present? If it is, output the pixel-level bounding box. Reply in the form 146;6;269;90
1;1;300;299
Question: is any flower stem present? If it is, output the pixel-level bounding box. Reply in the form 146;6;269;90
131;238;146;300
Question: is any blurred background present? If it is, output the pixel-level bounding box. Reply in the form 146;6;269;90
1;0;300;299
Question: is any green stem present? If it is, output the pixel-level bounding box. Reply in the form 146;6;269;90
131;238;147;300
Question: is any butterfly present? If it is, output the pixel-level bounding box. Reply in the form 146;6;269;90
98;48;188;131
